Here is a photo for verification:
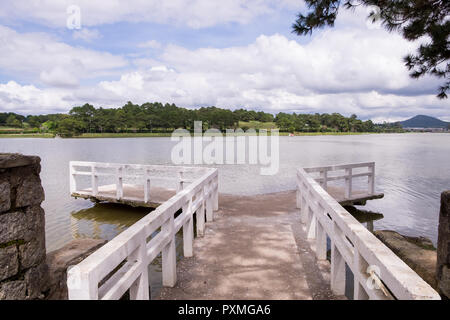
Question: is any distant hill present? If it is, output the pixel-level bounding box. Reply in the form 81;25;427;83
400;115;450;128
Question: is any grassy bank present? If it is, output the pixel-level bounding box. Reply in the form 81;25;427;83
0;133;54;138
78;132;173;138
0;131;396;139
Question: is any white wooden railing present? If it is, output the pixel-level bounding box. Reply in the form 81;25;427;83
304;162;375;199
297;163;440;300
67;163;219;300
70;161;209;203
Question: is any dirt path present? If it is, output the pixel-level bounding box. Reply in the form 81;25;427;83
158;190;343;300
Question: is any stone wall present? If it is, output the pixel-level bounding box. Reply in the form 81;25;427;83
437;190;450;299
0;153;49;300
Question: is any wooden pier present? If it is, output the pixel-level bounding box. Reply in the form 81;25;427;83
67;161;439;300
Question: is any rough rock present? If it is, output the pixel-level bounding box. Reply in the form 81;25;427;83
0;206;44;244
24;263;50;299
15;173;45;208
0;211;26;244
374;230;437;290
0;181;10;213
19;233;46;269
0;245;19;281
0;280;26;300
46;238;107;300
0;153;40;169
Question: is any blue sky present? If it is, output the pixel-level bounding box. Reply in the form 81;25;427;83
0;0;448;122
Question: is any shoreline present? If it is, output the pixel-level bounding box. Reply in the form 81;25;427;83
0;131;416;139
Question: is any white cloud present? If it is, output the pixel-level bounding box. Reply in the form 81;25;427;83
40;67;79;88
137;40;162;49
0;81;68;114
72;28;101;42
0;0;304;29
0;6;447;120
0;25;127;87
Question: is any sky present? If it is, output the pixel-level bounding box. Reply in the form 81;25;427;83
0;0;448;123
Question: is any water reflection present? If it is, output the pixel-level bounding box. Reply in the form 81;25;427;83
70;203;150;241
70;203;185;299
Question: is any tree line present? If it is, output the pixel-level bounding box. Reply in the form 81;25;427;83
0;102;403;137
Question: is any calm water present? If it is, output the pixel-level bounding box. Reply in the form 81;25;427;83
1;133;449;252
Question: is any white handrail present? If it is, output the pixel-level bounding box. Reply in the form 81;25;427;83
304;162;375;198
296;164;440;300
67;163;219;300
70;161;209;204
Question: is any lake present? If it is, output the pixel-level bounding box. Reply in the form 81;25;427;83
1;133;449;253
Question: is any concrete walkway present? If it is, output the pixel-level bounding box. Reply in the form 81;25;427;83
158;190;344;300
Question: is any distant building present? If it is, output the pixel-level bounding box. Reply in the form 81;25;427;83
404;127;448;132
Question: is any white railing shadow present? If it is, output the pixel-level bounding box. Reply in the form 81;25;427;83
297;162;440;300
67;162;218;300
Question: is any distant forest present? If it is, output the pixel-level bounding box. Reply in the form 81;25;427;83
0;102;403;137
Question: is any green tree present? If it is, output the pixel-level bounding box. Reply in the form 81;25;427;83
56;117;85;137
6;115;22;128
292;0;450;98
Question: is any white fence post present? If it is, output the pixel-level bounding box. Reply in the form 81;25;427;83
67;270;98;300
116;166;123;200
316;220;327;260
129;233;150;300
205;183;213;222
197;192;206;237
307;200;317;240
344;168;352;199
213;176;219;211
300;190;309;224
320;169;328;190
353;253;369;300
162;215;177;287
91;165;98;196
331;242;346;295
183;199;194;257
144;169;151;204
177;170;184;192
69;162;76;194
368;163;375;195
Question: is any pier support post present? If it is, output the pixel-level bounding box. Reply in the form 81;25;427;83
437;190;450;299
316;221;327;260
91;165;98;196
320;169;328;190
144;170;150;204
197;199;206;237
344;168;352;199
116;167;123;200
162;215;177;287
183;201;193;257
206;183;214;222
213;178;219;211
331;242;346;295
300;192;308;224
129;234;149;300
